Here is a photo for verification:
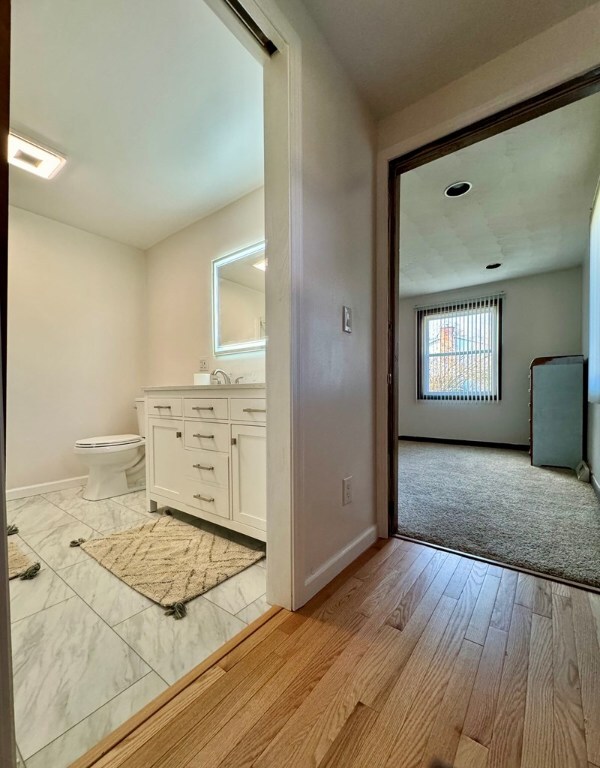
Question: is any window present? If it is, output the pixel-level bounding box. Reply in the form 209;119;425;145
417;297;502;400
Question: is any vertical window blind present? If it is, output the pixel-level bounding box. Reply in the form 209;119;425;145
416;295;502;401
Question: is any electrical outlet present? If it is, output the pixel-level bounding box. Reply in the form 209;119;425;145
342;475;353;506
198;358;209;372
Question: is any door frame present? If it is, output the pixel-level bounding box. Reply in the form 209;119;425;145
0;1;302;764
386;65;600;537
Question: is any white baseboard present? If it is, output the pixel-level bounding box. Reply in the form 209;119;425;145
302;524;378;602
592;473;600;502
6;475;88;501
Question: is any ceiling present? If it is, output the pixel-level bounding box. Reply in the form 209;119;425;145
399;92;600;297
9;0;264;250
301;0;597;118
220;257;266;293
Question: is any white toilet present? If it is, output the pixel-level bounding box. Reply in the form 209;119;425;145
74;399;146;501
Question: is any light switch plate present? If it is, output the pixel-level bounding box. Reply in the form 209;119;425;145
343;306;352;333
343;475;353;506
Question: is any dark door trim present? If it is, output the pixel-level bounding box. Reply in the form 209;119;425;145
388;64;600;536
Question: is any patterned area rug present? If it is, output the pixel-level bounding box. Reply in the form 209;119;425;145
8;540;34;579
81;516;265;607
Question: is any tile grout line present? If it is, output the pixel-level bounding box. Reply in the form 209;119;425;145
11;490;267;763
22;669;163;766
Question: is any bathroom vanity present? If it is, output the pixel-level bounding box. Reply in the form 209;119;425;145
144;384;266;541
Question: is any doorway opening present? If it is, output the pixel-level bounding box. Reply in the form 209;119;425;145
388;68;600;591
3;1;295;766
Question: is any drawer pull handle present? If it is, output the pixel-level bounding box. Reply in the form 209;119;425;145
154;405;172;409
192;406;214;411
193;433;214;439
193;463;214;471
193;493;215;503
243;408;266;413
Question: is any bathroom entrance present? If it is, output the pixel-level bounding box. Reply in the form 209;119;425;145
0;2;297;766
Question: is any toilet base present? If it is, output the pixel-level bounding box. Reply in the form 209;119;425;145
84;467;130;501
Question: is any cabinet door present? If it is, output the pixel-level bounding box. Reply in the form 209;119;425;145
148;418;184;502
231;424;266;532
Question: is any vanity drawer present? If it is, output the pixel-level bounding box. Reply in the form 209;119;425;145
184;398;228;420
230;398;267;423
184;421;229;453
183;449;229;488
185;481;229;520
148;398;182;418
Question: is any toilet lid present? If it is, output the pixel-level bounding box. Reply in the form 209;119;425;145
75;434;143;448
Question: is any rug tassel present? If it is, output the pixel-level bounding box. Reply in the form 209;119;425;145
20;562;41;580
70;538;86;547
165;602;187;620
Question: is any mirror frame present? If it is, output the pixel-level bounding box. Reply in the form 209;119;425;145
212;240;266;356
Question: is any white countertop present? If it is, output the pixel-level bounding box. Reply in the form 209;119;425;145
143;383;265;392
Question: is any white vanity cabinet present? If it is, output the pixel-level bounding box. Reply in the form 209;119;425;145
145;385;267;541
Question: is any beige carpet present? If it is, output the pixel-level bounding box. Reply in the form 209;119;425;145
81;516;265;607
398;440;600;588
8;540;34;580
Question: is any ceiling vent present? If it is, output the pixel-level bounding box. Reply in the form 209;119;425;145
8;132;66;179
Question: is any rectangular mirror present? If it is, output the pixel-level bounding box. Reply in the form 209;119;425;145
213;241;266;355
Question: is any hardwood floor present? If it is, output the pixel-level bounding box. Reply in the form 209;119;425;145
74;538;600;768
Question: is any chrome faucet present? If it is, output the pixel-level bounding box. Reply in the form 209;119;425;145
211;369;231;385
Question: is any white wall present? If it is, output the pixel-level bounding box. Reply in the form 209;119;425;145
272;0;377;600
145;188;265;386
7;206;146;489
582;223;600;480
219;278;264;347
375;3;600;533
398;269;582;445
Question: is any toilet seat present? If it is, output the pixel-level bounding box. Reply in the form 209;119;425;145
75;434;143;449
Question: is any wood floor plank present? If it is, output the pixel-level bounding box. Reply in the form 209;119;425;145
91;628;289;768
343;595;459;768
553;593;588;768
462;627;508;747
444;556;475;599
487;564;504;578
318;702;378;768
386;550;449;629
455;735;489;768
215;551;453;768
179;612;367;768
358;546;434;617
516;573;552;617
465;573;501;645
415;639;483;768
383;560;488;767
490;568;518;633
78;543;600;768
521;613;553;768
254;553;463;768
552;581;572;597
571;590;600;765
488;603;532;768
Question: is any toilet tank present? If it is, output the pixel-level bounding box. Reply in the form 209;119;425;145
135;398;146;438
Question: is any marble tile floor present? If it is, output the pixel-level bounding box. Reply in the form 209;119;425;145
7;488;268;767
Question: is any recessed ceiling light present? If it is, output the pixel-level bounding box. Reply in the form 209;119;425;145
8;133;66;179
252;259;267;271
444;181;472;198
486;263;502;270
